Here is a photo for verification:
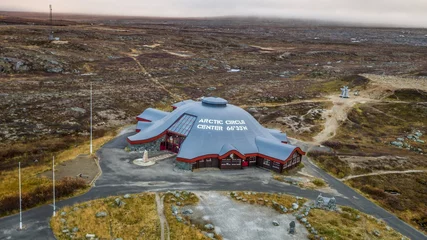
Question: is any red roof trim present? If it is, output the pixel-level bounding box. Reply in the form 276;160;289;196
176;147;305;164
218;150;246;160
127;130;167;145
136;117;151;122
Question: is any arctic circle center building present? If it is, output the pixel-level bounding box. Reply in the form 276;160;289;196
127;97;305;172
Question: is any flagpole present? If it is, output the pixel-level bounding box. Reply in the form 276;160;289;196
90;82;93;154
53;156;56;217
19;162;22;230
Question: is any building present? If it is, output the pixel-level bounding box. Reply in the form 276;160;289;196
127;97;305;172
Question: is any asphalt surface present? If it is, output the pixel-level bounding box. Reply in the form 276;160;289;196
1;130;426;240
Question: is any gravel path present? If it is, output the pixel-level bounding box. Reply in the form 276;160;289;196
155;193;170;240
341;169;427;181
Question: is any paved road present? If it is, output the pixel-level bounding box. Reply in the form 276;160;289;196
1;131;426;240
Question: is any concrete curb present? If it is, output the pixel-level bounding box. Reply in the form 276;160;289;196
89;156;102;186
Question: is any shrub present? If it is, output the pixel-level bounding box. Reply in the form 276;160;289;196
0;177;86;216
312;178;326;187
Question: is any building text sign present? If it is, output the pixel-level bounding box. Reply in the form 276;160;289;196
197;118;248;131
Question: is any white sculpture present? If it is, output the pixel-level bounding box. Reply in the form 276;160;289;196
340;86;350;98
143;150;149;163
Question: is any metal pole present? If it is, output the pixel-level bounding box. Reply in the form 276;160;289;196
53;156;56;217
90;82;93;154
19;162;22;230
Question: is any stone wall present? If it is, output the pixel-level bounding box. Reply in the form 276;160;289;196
128;137;163;153
176;161;193;171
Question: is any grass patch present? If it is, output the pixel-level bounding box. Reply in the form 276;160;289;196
307;151;351;178
1;177;87;217
347;173;427;234
306;75;369;96
307;208;404;240
330;102;427;155
312;178;326;187
51;193;160;239
386;89;427;102
0;128;118;217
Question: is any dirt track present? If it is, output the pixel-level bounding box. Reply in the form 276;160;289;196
312;95;374;144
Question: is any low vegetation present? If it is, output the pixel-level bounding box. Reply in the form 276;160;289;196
260;102;332;142
307;151;351;178
311;178;326;187
0;129;117;217
347;173;427;234
51;193;160;239
163;191;214;240
386;89;427;102
331;102;427;156
307;207;404;240
1;177;87;217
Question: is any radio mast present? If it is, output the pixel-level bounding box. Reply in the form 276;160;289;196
48;5;54;41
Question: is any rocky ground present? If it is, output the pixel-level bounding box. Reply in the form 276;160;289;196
1;12;427;170
1;11;427;235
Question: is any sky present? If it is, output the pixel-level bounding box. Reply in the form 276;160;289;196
2;0;427;28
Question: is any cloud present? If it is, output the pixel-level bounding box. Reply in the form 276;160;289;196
2;0;427;28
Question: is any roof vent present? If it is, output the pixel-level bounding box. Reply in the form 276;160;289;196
202;97;228;106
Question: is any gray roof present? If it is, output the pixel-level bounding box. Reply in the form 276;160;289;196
137;108;169;121
172;99;195;109
129;97;303;161
266;128;288;142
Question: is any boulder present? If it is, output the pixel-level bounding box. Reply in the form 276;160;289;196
272;220;280;226
292;203;299;210
123;194;131;199
171;205;179;215
115;198;126;207
203;232;215;239
85;233;96;239
182;209;194;215
372;230;381;237
61;211;67;216
95;212;107;218
72;227;79;233
204;223;214;230
248;108;258;113
391;141;403;147
176;216;183;222
301;218;307;224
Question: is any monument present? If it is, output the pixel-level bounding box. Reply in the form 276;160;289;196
340;86;350;98
289;221;296;234
315;193;337;210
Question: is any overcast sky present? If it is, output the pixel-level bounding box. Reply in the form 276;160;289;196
2;0;427;28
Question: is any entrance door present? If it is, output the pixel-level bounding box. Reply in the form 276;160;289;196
242;159;249;167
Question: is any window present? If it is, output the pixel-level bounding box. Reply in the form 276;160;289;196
168;114;197;136
263;159;271;166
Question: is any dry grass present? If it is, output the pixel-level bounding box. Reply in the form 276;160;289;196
312;178;326;187
163;191;212;240
230;191;305;213
0;129;118;216
0;130;116;196
51;193;160;240
347;173;427;234
307;207;405;240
